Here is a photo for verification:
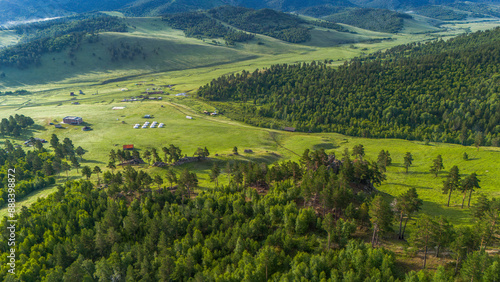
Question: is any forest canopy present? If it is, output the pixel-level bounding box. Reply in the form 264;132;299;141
198;28;500;146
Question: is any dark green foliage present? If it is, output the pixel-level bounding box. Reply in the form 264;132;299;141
309;20;352;33
324;8;412;33
403;152;413;173
443;165;460;207
208;6;311;43
0;176;402;281
414;5;468;20
162;11;254;44
0;134;78;207
394;187;423;240
198;28;500;145
446;2;500;18
0;114;34;137
430;155;444;177
369;195;393;247
0;14;127;69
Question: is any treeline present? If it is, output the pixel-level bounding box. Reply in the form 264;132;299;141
310;20;352;33
324;8;412;33
414;5;468;21
198;28;500;146
447;2;500;18
208;6;311;43
162;12;254;45
0;15;127;69
0;89;30;95
0;114;34;137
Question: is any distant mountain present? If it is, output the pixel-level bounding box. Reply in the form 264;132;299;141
1;0;500;25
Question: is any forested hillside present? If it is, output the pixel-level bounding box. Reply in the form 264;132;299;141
1;141;499;280
208;6;312;43
198;28;500;146
0;15;127;69
162;12;254;45
323;8;412;33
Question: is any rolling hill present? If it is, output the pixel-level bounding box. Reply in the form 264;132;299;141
2;0;500;25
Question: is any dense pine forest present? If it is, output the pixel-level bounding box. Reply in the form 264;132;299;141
208;6;312;43
0;15;127;69
1;141;499;280
324;8;412;33
0;131;84;208
198;28;500;146
161;12;255;45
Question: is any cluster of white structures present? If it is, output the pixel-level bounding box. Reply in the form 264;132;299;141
133;121;164;129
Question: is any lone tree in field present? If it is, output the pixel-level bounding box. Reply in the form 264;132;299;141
394;187;423;240
461;172;481;208
430;155;444;177
81;166;92;180
369;195;393;247
75;146;85;161
93;166;102;184
377;150;392;172
442;165;461;207
403;152;413;174
233;146;238;155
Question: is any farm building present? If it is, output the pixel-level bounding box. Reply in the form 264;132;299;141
283;127;296;132
82;126;92;131
158;123;164;128
24;138;47;146
186;116;193;119
63;116;83;125
54;124;63;128
123;144;134;150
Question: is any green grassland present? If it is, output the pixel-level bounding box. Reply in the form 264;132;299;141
0;17;500;226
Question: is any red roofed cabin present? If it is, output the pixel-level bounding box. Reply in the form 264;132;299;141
123;144;134;150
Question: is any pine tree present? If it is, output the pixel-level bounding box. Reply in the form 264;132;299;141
403;152;413;174
369;195;393;247
442;166;460;207
81;166;92;180
429;155;444;177
408;214;436;269
209;162;221;187
462;173;480;208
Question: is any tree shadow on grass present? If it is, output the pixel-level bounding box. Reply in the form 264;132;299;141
385;182;433;190
312;143;339;150
419;200;472;226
